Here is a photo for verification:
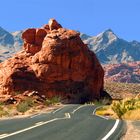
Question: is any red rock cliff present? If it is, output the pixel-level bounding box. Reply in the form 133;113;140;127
0;19;104;102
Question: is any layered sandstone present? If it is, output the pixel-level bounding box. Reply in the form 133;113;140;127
0;19;104;102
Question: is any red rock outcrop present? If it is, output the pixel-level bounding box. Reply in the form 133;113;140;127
104;61;140;83
0;19;104;102
22;28;47;54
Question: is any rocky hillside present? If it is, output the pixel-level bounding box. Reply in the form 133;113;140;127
104;61;140;83
81;29;140;64
0;19;104;103
0;27;23;62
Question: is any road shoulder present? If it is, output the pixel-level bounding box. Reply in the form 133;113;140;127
0;104;63;121
121;120;140;140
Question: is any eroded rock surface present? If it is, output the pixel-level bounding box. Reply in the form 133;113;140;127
0;19;104;102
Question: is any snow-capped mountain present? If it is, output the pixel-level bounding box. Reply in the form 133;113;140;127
12;30;23;51
0;27;23;62
0;26;14;46
81;29;140;64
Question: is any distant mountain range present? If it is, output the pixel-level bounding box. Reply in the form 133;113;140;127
0;26;140;64
0;26;23;62
81;29;140;64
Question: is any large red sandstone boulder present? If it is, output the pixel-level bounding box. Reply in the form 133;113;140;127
0;19;104;102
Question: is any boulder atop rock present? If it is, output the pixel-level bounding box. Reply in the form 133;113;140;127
48;18;62;30
0;19;104;103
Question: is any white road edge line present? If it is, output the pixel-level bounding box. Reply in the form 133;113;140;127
30;113;41;118
96;114;109;120
71;104;87;114
0;134;8;138
0;115;70;139
93;106;104;114
93;106;108;120
101;119;120;140
35;121;44;125
52;106;66;114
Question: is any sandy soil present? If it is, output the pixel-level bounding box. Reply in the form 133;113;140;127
122;121;140;140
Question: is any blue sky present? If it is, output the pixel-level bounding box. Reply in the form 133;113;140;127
0;0;140;41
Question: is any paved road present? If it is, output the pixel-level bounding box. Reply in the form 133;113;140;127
0;105;124;140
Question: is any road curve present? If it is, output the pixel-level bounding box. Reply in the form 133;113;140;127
0;105;124;140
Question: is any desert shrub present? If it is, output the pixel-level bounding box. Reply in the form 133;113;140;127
0;106;9;117
0;101;4;106
17;98;34;113
50;96;61;104
111;98;140;119
44;99;52;106
25;98;35;107
134;98;140;108
111;101;127;119
44;96;61;106
17;102;30;113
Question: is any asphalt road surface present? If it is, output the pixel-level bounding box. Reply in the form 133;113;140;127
0;105;124;140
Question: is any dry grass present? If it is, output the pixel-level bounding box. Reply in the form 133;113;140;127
96;106;113;116
123;109;140;120
96;106;118;119
96;97;140;120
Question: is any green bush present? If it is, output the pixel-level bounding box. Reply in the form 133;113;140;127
44;99;52;106
25;98;35;107
111;101;127;119
44;96;61;106
17;98;34;113
50;96;61;104
111;98;140;119
17;102;30;113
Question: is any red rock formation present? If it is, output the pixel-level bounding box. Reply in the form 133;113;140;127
0;19;104;102
22;28;47;54
104;61;140;83
48;18;62;30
